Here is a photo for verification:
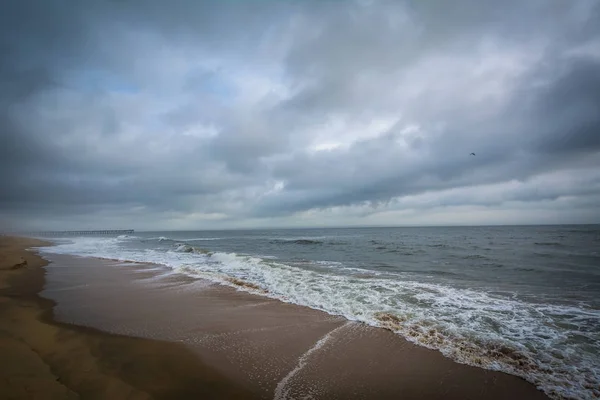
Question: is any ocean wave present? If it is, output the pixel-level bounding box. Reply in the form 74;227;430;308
406;269;464;278
385;249;420;256
427;243;451;248
225;276;268;293
463;254;489;260
116;235;138;240
482;262;505;268
184;237;224;241
143;236;225;244
372;244;424;256
178;256;600;399
514;267;537;272
174;244;213;256
270;239;324;245
142;236;173;242
38;237;600;400
310;260;385;277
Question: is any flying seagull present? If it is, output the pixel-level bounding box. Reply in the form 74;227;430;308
470;152;476;156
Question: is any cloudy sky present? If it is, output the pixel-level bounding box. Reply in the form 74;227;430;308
1;0;599;231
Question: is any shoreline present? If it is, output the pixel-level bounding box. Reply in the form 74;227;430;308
0;236;257;399
40;229;598;400
39;246;551;399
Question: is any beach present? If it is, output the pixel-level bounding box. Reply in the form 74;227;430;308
3;0;599;398
0;235;555;399
0;236;255;399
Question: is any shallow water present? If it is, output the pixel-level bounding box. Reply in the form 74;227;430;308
39;225;600;399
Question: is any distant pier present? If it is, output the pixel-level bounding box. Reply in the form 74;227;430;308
3;229;135;237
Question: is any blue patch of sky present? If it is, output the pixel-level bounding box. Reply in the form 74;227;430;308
184;68;236;101
66;68;139;94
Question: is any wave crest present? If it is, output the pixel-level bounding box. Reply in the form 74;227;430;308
174;244;213;255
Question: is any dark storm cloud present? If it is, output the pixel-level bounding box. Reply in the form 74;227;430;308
254;52;600;216
528;58;600;155
250;0;600;218
1;0;599;229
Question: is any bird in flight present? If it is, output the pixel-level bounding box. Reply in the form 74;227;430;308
470;152;476;156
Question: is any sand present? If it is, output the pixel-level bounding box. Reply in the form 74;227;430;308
40;251;551;400
0;236;256;399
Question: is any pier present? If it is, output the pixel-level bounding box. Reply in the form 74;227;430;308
3;230;135;237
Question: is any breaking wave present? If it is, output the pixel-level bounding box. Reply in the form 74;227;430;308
39;236;600;400
185;237;224;241
116;235;138;240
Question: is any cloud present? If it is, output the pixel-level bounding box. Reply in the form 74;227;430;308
1;0;599;230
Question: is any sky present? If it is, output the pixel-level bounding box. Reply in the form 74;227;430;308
1;0;599;231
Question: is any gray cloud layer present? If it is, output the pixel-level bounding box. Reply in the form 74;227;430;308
1;0;599;230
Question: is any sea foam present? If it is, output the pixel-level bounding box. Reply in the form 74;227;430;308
39;235;600;400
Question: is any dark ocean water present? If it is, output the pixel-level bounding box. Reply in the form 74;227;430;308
40;225;600;399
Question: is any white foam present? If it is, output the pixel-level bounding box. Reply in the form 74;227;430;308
116;235;138;239
142;236;172;241
272;236;329;241
39;236;600;400
145;236;223;242
313;260;344;266
274;322;351;400
184;237;224;241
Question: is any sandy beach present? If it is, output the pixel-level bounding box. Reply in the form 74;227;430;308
0;236;256;399
25;242;550;399
3;0;599;396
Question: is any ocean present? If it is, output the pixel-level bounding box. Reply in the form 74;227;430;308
39;225;600;399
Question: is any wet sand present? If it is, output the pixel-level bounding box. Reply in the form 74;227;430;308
0;236;256;399
41;251;550;400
